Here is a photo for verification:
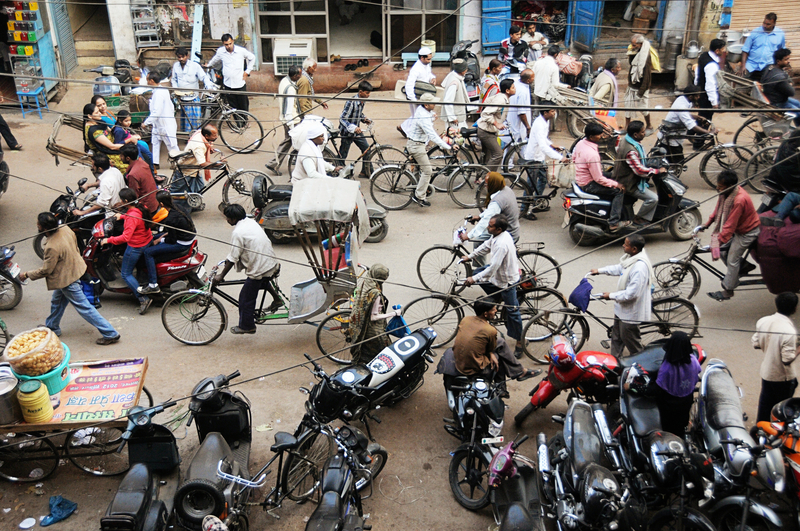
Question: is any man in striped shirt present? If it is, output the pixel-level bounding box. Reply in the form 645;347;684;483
338;81;372;178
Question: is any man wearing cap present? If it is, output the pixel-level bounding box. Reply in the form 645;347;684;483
441;59;470;130
507;69;533;142
406;93;456;207
266;65;302;176
398;47;436;137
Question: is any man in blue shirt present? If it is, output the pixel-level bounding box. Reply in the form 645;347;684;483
740;13;785;81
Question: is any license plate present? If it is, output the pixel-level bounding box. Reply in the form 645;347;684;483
9;263;19;277
197;266;207;282
481;436;504;445
761;195;771;205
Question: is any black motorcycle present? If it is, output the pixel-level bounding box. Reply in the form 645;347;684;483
563;150;702;246
34;177;104;259
0;152;9;202
0;245;23;310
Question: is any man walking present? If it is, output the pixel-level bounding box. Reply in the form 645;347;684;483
406;93;455;207
171;47;212;132
73;153;125;218
700;170;760;301
753;292;799;422
613;120;663;226
740;13;784;80
522;103;564;200
507;69;533;143
338;81;373;177
206;34;255;112
533;45;562;105
441;59;470;130
143;72;178;169
20;213;120;345
399;46;436;137
625;35;654;134
296;58;328;116
590;58;621;110
265;65;302;176
695;39;726;122
590;234;652;358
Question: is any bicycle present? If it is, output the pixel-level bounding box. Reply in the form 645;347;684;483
172;90;264;154
160;261;293;346
742;143;780;195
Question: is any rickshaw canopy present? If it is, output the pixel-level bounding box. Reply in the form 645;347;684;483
289;178;371;246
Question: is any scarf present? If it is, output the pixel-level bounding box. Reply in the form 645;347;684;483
712;185;740;236
618;249;654;292
624;134;649;192
349;264;391;362
629;40;651;85
302;70;315;95
600;69;618;106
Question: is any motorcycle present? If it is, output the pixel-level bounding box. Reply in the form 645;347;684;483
563;149;703;246
0;152;9;202
82;217;207;297
755;398;800;526
693;359;785;530
85;60;140;96
488;434;546;530
34;177;104;259
449;39;481;118
304;328;437;438
0;245;23;310
173;371;252;530
101;401;180;531
251;167;389;244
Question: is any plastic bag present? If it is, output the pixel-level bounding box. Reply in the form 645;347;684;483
1;327;65;376
40;495;77;527
548;161;575;189
387;312;411;339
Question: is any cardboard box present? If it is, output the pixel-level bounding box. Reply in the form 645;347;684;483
639;0;658;6
632;17;651;33
639;6;658;20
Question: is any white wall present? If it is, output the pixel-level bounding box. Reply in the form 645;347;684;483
661;0;690;48
208;2;254;51
460;0;483;60
108;2;137;62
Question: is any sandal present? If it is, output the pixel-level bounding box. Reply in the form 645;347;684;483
10;144;21;150
267;300;283;314
707;291;732;302
517;369;542;382
230;326;256;334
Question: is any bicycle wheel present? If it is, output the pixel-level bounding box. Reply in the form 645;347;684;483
566;110;584;139
362;145;408;178
652;260;700;300
517;286;567;322
218;111;264;154
520;309;562;364
281;430;335;502
369;166;416;210
65;427;130;476
562;314;590;353
501;142;526;182
743;145;779;194
222;170;272;218
427;145;473;191
287;146;338;177
732;116;770;156
162;290;228;346
416;245;472;295
640;297;700;346
316;310;353;364
402;295;463;348
0;432;59;482
448;164;489;209
698;145;752;189
0;319;9;351
475;176;532;213
517;249;562;291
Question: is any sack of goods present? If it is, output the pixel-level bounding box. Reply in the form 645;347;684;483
1;327;65;376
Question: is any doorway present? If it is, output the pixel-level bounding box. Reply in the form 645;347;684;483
69;0;113;66
328;0;383;58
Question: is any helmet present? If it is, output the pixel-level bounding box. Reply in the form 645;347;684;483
548;335;576;370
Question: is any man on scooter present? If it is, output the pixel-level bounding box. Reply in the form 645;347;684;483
613;120;664;226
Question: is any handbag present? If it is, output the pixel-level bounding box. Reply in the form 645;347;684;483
710;233;721;260
413;81;437;99
549;160;576;188
387;313;410;338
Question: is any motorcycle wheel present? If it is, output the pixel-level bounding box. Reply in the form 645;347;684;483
33;233;46;260
174;478;227;527
714;503;777;531
0;275;22;311
364;217;388;243
669;208;703;241
648;507;717;531
355;443;388;492
448;446;491;510
514;401;538;427
568;218;602;247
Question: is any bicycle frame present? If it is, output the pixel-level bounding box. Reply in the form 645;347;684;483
664;236;763;287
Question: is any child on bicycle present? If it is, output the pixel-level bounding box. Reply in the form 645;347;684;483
338;80;373;178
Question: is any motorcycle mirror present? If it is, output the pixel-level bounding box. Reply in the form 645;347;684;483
551;414;565;425
299;387;310;395
66;186;74;195
77;177;88;187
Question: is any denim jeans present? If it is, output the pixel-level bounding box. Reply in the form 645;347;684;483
774;191;800;222
121;244;147;302
46;280;118;338
142;242;190;285
338;134;369;167
523;161;547;195
473;266;522;341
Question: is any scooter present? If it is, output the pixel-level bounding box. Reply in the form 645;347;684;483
85;60;140;95
693;359;785;530
251;167;389;244
173;371;252;531
563;149;703;246
101;401;180;531
755;398;800;525
82;217;207;298
488;435;546;530
0;245;23;310
450;39;481;118
305;328;437;438
34;177;104;259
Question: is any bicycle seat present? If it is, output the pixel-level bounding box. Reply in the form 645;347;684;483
168;149;192;161
571;183;600;200
270;431;298;452
460;127;478;138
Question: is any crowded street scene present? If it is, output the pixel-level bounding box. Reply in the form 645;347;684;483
1;0;800;530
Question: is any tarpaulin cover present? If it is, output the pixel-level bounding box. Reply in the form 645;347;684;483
752;212;800;294
288;179;370;246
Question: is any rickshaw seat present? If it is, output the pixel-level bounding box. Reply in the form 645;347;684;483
168;149;192;161
268;184;293;201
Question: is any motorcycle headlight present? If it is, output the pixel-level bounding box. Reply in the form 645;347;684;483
488;419;503;437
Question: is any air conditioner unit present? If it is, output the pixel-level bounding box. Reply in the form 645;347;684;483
273;38;314;76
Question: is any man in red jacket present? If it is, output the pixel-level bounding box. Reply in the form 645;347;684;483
120;144;159;216
700;170;760;301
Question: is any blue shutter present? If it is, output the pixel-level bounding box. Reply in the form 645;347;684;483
569;1;602;52
482;0;511;55
655;0;667;41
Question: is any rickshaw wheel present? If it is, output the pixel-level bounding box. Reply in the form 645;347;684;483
0;432;59;482
316;310;353;364
162;290;228;345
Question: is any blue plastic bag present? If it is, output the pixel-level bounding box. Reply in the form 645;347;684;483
568;278;593;313
387;305;410;338
41;495;77;526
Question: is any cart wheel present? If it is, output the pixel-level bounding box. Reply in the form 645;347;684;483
0;431;59;482
316;310;353;364
65;426;130;476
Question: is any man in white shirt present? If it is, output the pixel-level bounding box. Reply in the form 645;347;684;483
695;39;726;123
659;85;715;165
178;124;221;194
171;47;212;132
266;65;302;176
441;59;470;130
73;153;125;218
398;47;436;137
507;69;533;142
143;72;178;168
521;21;548;61
533;45;563;106
206;33;256;113
462;214;524;356
214;203;281;334
406;93;454;206
522;104;564;200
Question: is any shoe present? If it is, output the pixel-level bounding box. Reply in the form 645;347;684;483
137;284;161;295
532;205;550;213
231;326;256;334
645;128;655;137
633;217;650;226
357;59;364;68
396;125;407;138
708;290;733;302
760;216;784;227
96;335;120;345
362;59;369;67
9;144;21;150
330;54;341;62
523;212;538;221
740;261;757;276
357;172;368;179
138;298;152;315
265;161;282;177
517;369;542;382
410;195;431;207
499;390;511;399
267;300;283;314
514;346;525;359
393;63;405;71
345;63;356;71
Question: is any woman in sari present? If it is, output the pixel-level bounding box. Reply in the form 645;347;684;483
83;103;128;173
94;95;154;172
480;59;503;102
349;264;400;364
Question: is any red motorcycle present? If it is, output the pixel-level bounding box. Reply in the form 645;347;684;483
514;335;706;427
82;218;207;297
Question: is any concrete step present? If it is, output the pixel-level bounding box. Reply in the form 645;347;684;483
77;55;116;67
75;40;114;52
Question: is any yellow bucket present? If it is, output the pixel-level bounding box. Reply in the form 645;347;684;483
17;380;53;424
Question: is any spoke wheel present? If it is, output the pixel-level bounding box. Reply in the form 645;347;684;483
0;432;59;482
448;446;491;510
517;249;561;291
448;164;489;208
402;295;463;348
501;142;526;181
732;116;771;157
652;261;700;299
222;170;272;218
743;145;779;194
355;444;387;492
641;297;700;345
162;290;228;345
669;208;703;241
369;167;416;210
427;145;472;191
65;427;130;476
219;111;264;153
316;310;353;364
281;431;335;502
416;245;472;294
699;145;752;189
287;147;338;177
362;145;408;178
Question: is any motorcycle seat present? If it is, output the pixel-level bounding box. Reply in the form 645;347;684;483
706;368;745;430
153;240;197;264
305;491;341;529
625;393;662;437
268;184;293;201
618;340;666;374
460;127;478;138
270;431;298;452
102;463;153;524
571;183;600;200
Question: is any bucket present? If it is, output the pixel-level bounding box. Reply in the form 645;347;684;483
421;39;436;55
13;344;71;396
0;369;22;424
